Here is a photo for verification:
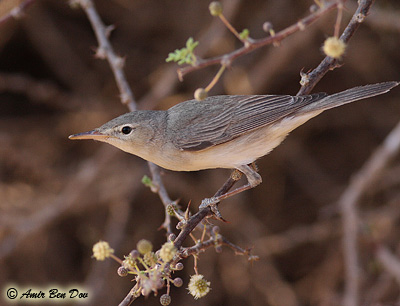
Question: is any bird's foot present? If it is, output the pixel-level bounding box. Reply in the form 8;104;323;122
200;197;219;208
199;197;227;222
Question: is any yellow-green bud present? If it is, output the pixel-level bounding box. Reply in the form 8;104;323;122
92;241;114;261
144;252;158;267
123;254;136;269
166;204;176;216
194;88;208;101
159;242;177;262
137;239;153;255
209;2;222;17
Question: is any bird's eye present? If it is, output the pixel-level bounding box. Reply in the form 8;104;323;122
121;126;133;135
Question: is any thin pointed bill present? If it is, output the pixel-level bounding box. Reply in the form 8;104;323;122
69;130;108;140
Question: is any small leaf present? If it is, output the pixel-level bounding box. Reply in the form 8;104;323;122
165;37;199;66
141;175;154;188
239;28;250;40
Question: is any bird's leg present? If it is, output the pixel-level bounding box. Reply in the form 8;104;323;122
200;164;262;210
201;169;243;221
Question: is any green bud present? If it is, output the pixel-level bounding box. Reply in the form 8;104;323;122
194;88;208;101
239;28;250;40
209;1;223;17
141;175;153;188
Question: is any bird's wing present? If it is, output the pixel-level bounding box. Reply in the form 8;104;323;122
170;93;327;151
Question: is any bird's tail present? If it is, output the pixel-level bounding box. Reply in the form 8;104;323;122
302;81;399;113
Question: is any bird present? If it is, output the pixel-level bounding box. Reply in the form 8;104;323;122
69;82;398;204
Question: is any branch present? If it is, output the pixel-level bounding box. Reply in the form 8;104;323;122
77;0;137;111
118;284;141;306
376;246;400;286
178;0;341;80
339;117;400;306
297;0;375;95
173;170;242;249
148;162;174;235
0;0;35;26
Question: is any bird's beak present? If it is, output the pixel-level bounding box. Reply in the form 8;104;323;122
69;130;108;140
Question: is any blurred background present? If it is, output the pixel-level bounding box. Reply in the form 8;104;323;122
1;0;400;305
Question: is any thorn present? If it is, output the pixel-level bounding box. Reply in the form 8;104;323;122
177;69;184;82
185;200;191;220
94;46;107;59
105;25;115;38
209;204;228;223
114;56;125;69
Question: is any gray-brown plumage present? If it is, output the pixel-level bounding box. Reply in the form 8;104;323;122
70;82;399;190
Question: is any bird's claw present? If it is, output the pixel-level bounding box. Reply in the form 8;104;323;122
199;197;227;222
200;197;219;209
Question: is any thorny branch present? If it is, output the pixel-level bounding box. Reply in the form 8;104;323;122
173;0;378;272
177;0;342;80
294;1;378;305
297;0;375;95
78;0;136;111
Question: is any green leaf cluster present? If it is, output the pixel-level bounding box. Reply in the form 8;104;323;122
166;37;199;65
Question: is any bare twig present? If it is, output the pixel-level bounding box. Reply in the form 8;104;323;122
0;0;35;26
78;0;136;111
148;162;174;235
339;118;400;306
118;284;141;306
376;246;400;286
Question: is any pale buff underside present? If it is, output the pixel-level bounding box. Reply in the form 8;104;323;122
104;110;322;172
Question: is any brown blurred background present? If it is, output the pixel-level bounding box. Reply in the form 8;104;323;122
1;0;400;305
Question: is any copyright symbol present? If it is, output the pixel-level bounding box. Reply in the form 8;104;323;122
7;288;18;299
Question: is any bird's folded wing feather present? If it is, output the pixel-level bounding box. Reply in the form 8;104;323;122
169;93;327;151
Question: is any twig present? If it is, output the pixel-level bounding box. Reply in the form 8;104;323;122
339;117;400;306
178;0;341;80
0;0;35;26
139;0;242;109
77;0;136;111
118;284;141;306
148;162;174;235
173;0;376;257
297;0;375;96
376;246;400;286
174;208;212;250
173;169;243;250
